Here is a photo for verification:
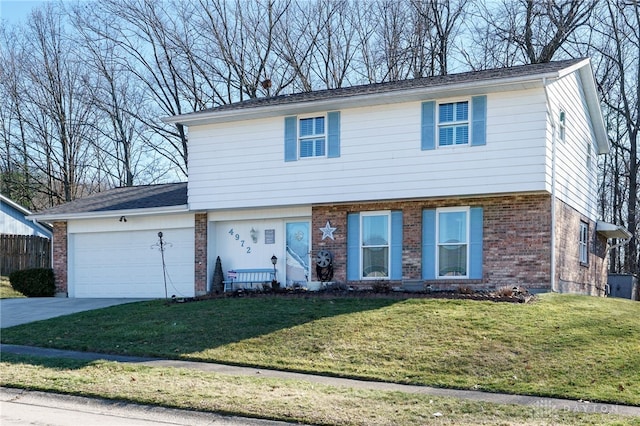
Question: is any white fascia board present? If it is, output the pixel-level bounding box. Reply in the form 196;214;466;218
163;73;563;127
596;220;633;240
28;205;189;222
576;62;609;155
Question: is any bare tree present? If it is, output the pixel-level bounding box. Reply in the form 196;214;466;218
0;26;33;207
79;0;193;176
465;0;597;67
591;0;639;277
410;0;467;76
70;6;157;188
1;5;97;208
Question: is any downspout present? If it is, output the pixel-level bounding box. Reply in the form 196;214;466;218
543;77;558;292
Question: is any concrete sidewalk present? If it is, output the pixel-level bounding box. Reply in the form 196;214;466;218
2;344;639;418
1;387;294;426
1;298;148;328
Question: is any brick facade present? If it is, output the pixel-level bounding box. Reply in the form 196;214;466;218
312;194;581;292
52;221;68;297
555;202;608;296
194;213;208;295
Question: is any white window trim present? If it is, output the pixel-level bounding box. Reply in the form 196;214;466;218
298;114;327;159
558;109;566;142
360;210;391;280
579;221;589;265
436;206;470;279
437;99;470;148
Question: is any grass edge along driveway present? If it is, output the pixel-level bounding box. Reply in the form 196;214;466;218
1;293;639;407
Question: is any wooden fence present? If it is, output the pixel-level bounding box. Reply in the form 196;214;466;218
0;234;51;276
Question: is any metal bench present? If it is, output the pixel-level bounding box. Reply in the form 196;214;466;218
223;268;276;292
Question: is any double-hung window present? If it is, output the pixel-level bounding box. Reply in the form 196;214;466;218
579;222;589;264
438;101;469;146
423;207;482;280
361;212;390;279
347;210;402;281
437;208;469;277
299;116;326;158
421;96;486;150
285;112;340;161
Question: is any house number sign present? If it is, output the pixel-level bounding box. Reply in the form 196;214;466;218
228;228;252;254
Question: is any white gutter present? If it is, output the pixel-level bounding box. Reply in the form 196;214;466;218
28;204;190;222
543;77;558;293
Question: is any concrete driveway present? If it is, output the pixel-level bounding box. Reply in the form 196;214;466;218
0;298;148;328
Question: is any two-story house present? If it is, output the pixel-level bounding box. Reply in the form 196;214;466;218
33;58;630;298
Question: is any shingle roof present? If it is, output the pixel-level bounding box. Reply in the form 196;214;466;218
32;183;188;217
182;58;586;116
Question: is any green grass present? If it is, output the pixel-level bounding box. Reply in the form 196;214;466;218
2;294;639;407
2;353;636;426
0;275;25;299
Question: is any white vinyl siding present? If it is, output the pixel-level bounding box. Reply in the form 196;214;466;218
187;89;550;211
546;73;600;219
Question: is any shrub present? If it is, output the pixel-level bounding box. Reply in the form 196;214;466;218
371;280;392;293
494;286;514;297
457;285;475;295
9;268;55;297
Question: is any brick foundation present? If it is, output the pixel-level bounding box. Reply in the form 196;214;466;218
52;221;68;297
194;213;208;295
313;194;558;291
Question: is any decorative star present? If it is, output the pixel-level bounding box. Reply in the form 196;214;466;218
319;220;337;240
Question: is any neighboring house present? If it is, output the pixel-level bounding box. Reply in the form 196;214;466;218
1;195;52;239
1;195;53;275
32;58;631;298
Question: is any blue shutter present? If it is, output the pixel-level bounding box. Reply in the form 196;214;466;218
422;209;436;279
327;111;340;158
471;95;486;147
421;101;435;150
284;116;297;161
469;207;484;279
390;211;403;280
347;213;360;281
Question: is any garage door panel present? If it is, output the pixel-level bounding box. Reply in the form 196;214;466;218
71;229;194;298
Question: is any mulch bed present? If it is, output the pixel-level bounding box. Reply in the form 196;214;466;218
171;287;535;304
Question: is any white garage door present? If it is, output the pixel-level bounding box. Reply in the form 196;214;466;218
70;228;194;298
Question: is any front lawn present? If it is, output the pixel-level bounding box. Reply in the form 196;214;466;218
2;293;639;406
